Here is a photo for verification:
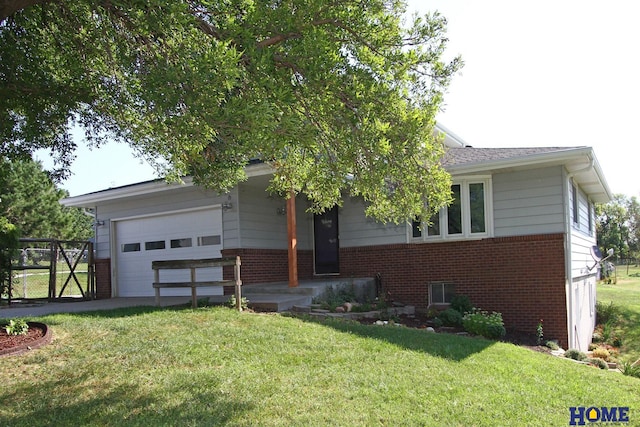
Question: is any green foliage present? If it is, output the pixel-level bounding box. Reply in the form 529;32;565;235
596;194;640;261
226;295;249;311
595;301;620;325
462;309;506;339
618;361;640;378
536;319;544;345
564;349;588;362
450;294;473;315
586;358;609;370
315;283;357;311
3;318;29;336
437;308;463;327
0;217;20;296
545;341;559;351
1;1;462;223
0;158;93;239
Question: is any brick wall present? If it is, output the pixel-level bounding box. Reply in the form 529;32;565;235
220;248;314;293
94;258;112;299
220;234;568;347
340;233;568;347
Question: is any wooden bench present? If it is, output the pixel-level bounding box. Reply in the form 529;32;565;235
152;256;242;309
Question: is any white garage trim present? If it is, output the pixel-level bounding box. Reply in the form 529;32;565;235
111;205;224;297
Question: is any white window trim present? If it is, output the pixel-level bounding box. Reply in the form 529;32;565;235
410;177;493;242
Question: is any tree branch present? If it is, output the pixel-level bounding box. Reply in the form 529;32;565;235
0;0;51;23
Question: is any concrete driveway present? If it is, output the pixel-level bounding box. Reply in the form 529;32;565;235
0;297;195;319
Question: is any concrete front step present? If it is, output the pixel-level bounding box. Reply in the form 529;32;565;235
207;293;312;312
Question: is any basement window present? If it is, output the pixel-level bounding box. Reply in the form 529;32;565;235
429;282;455;306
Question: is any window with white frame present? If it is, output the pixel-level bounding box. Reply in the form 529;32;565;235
429;282;455;305
412;179;491;240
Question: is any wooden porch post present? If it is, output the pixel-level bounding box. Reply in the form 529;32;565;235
287;190;298;287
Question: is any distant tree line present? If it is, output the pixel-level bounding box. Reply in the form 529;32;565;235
596;194;639;264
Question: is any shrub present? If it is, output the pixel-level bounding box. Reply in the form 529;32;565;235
462;309;506;339
586;358;609;370
564;349;587;361
450;295;473;315
596;301;620;325
591;347;611;361
437;308;463;327
545;341;559;351
227;295;249;310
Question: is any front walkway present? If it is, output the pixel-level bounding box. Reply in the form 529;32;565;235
0;297;193;319
0;277;377;319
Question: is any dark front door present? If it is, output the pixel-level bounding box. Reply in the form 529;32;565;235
314;206;339;274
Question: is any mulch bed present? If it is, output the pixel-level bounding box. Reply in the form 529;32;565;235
0;322;52;357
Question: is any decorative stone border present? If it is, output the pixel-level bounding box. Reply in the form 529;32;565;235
0;322;52;357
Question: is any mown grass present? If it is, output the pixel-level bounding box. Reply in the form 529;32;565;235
597;264;640;363
0;306;638;426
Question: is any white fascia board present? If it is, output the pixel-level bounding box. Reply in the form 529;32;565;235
435;123;467;148
61;177;196;207
61;162;275;208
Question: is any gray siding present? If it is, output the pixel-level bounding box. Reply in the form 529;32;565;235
492;166;565;237
339;197;406;248
235;182;312;250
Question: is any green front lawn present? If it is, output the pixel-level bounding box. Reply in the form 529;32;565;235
0;306;637;426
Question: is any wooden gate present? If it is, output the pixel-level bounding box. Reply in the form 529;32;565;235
8;239;95;303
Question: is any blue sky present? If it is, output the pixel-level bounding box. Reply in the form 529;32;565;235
43;1;640;198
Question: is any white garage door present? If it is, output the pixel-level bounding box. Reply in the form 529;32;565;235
115;207;223;297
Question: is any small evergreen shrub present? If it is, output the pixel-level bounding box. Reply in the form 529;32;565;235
437;308;463;327
564;349;587;361
227;295;249;310
462;309;506;339
450;295;473;315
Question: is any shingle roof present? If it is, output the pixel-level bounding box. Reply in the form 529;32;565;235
441;147;588;168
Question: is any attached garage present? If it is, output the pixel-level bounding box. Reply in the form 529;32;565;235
113;206;224;297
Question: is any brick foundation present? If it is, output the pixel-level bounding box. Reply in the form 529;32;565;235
94;258;112;299
220;234;568;347
340;233;568;347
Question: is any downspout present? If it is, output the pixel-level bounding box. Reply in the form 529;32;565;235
564;156;594;350
563;176;574;349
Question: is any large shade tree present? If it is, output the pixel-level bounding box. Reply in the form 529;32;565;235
596;194;640;262
1;0;462;223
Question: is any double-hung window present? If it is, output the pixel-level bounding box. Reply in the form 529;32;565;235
413;179;491;240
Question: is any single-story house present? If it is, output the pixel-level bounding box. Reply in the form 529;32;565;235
62;124;611;350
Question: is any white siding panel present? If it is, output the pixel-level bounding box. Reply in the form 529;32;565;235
493;166;565;237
